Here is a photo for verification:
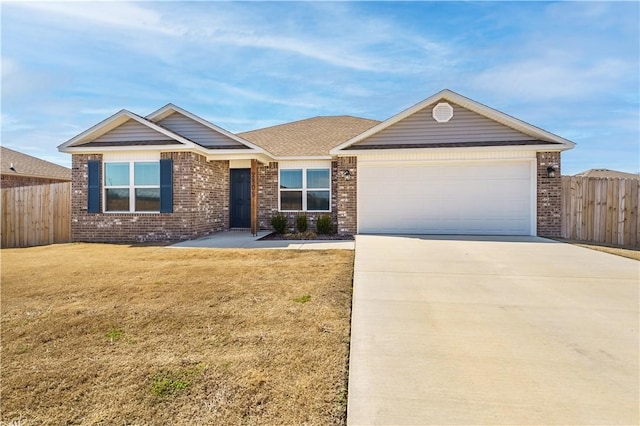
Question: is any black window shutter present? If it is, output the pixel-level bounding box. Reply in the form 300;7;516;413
160;158;173;213
87;160;100;213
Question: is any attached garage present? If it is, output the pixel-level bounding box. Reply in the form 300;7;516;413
357;158;535;235
330;90;575;237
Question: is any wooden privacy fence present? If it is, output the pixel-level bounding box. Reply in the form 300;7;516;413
561;176;639;248
1;182;71;248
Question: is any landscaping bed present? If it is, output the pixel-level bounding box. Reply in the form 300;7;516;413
259;232;354;241
1;243;354;425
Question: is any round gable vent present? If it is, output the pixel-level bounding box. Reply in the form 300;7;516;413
432;102;453;123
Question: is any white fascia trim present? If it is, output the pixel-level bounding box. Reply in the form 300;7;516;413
58;110;203;153
331;89;576;154
146;103;272;155
273;155;333;161
62;145;208;155
206;153;272;164
334;144;568;157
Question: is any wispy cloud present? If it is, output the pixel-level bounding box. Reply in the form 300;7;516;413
14;1;185;36
471;56;632;101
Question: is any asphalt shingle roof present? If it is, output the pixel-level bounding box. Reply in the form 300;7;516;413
574;169;639;179
1;147;71;181
238;115;380;157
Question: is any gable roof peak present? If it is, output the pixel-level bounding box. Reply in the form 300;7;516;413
145;104;268;154
331;89;575;153
58;108;199;151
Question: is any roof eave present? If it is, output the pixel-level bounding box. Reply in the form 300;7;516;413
274;155;333;161
61;144;275;162
0;171;71;181
206;152;273;164
333;144;572;157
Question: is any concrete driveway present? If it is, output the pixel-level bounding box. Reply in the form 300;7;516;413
348;235;639;425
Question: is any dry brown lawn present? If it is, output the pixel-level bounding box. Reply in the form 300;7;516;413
553;238;640;261
1;243;354;425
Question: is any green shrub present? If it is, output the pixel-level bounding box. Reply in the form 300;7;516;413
316;214;333;235
296;213;308;233
270;213;288;234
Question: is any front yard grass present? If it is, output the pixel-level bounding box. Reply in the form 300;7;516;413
553;238;640;261
1;243;354;425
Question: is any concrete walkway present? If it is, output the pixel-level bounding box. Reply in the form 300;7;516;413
348;235;639;425
168;230;354;250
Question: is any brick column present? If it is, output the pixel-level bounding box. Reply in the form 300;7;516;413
257;162;278;230
536;152;562;237
71;153;103;241
336;156;357;235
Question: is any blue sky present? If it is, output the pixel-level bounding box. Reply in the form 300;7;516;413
2;1;639;174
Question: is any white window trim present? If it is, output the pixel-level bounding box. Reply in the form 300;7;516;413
103;160;160;213
278;167;331;212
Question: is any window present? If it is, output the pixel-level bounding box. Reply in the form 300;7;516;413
279;168;330;211
104;161;160;212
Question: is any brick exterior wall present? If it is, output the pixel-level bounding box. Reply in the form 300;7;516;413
257;162;279;230
336;157;357;235
536;151;562;237
70;151;555;241
256;161;349;234
71;152;229;243
1;174;69;188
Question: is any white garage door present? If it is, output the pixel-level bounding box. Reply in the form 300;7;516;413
358;160;534;235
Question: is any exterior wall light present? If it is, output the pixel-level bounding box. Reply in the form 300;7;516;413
547;165;558;178
342;169;352;180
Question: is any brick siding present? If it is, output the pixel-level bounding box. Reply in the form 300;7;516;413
536;151;562;237
71;152;229;243
70;151;557;241
257;162;279;230
1;174;69;188
257;161;350;234
336;157;357;235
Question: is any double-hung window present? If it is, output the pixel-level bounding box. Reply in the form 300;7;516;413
279;168;330;212
104;161;160;212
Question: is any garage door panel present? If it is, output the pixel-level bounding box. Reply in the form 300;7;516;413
358;160;533;235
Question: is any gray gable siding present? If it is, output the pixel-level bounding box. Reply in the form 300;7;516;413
157;112;244;148
93;119;170;143
355;102;543;147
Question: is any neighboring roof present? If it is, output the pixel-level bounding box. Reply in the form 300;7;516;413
574;169;640;179
1;146;71;181
331;89;575;154
239;116;380;157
